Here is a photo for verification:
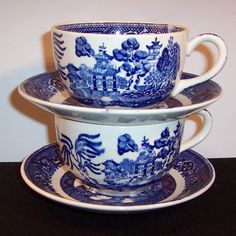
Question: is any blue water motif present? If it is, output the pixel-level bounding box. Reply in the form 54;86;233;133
59;35;180;107
59;122;182;189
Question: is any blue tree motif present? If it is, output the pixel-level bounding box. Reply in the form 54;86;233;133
156;48;170;73
154;123;182;160
143;36;180;100
156;36;180;79
59;132;105;184
168;36;181;75
137;136;156;164
154;128;170;149
117;133;138;155
75;36;95;57
60;133;76;169
113;38;151;89
66;64;86;95
141;136;154;153
66;64;80;82
75;133;105;176
66;64;93;93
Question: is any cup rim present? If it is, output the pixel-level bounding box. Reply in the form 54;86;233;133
52;21;188;36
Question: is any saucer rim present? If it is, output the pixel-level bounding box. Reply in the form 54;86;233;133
18;72;223;116
20;143;215;213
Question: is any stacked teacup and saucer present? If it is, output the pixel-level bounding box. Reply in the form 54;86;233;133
19;22;227;213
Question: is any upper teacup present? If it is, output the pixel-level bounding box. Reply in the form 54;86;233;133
52;22;227;107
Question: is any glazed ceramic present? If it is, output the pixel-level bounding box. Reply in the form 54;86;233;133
55;109;212;195
52;22;227;107
21;143;215;213
18;71;222;125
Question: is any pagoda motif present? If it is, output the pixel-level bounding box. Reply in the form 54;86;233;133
92;44;119;91
146;38;163;68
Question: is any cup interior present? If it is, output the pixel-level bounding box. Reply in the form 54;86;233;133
55;22;184;35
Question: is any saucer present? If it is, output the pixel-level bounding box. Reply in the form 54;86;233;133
18;71;222;124
21;143;215;213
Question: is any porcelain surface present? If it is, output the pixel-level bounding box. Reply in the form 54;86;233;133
21;143;215;213
19;71;221;124
52;22;227;107
55;110;212;192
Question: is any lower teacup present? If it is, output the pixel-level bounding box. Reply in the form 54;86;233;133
55;109;212;196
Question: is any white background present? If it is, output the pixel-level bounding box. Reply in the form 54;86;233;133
0;0;235;161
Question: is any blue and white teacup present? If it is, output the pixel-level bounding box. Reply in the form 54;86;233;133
55;109;212;196
52;22;227;107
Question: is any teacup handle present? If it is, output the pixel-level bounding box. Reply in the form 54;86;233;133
171;34;227;96
180;109;212;152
